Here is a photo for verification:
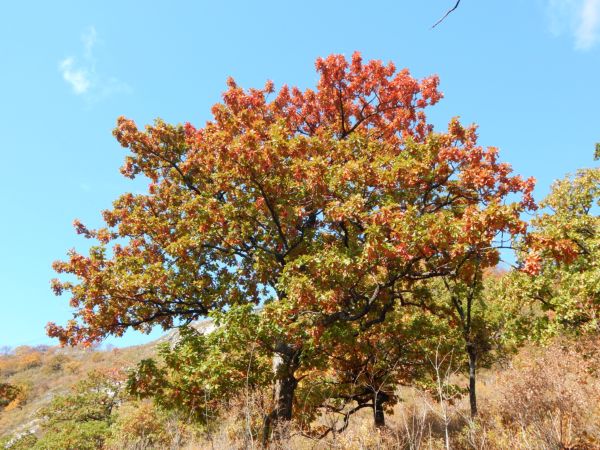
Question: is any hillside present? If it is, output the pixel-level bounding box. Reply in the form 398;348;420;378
0;318;217;441
1;332;599;449
0;343;152;439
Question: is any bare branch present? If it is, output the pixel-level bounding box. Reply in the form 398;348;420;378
432;0;461;28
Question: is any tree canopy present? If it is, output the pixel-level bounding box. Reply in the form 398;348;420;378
49;52;535;346
49;53;541;434
508;167;600;336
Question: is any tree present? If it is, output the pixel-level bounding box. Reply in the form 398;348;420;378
408;269;521;418
32;370;124;450
302;305;459;433
516;167;599;336
128;305;272;423
49;52;536;435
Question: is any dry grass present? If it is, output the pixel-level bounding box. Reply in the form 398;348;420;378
2;337;600;449
187;338;600;450
474;338;600;449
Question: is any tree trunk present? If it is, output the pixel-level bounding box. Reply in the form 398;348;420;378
272;363;297;421
466;342;477;418
261;344;300;446
373;391;389;428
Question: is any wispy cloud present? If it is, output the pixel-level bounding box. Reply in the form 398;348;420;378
59;58;91;94
59;26;130;102
546;0;600;50
577;0;600;49
82;26;97;61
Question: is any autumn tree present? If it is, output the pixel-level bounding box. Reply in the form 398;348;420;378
301;305;458;432
511;166;599;336
49;52;536;435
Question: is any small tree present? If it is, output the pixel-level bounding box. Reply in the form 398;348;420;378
128;305;272;424
31;370;124;450
303;305;458;432
0;382;22;410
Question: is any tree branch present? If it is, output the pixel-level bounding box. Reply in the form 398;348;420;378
432;0;461;28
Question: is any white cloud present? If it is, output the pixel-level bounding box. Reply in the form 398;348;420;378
59;58;91;94
546;0;600;50
576;0;600;49
59;26;130;102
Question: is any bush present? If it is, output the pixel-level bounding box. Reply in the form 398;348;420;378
43;354;70;374
106;401;171;449
32;420;109;450
0;383;29;411
0;383;21;410
478;339;600;449
0;432;38;450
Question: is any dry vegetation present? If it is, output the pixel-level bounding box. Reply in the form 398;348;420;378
0;343;153;441
185;338;600;450
1;335;599;449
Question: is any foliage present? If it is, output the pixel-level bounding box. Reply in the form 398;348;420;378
49;52;534;349
105;400;176;450
43;354;70;374
38;370;123;425
295;303;461;433
128;305;272;422
1;326;599;449
31;370;124;450
31;421;110;450
0;347;44;377
0;432;38;450
479;337;600;449
0;384;21;411
178;337;600;449
515;167;600;337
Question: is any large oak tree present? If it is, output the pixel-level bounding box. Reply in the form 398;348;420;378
49;52;536;434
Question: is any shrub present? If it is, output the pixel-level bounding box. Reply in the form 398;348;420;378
32;420;109;450
479;339;600;449
0;383;21;410
106;401;171;449
43;354;70;374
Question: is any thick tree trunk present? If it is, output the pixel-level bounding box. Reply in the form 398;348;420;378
466;342;477;418
261;344;300;446
272;363;297;421
373;391;389;428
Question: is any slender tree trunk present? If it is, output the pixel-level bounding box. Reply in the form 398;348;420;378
373;391;389;428
261;344;300;446
466;342;477;418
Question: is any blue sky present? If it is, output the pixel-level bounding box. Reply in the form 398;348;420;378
0;1;598;348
